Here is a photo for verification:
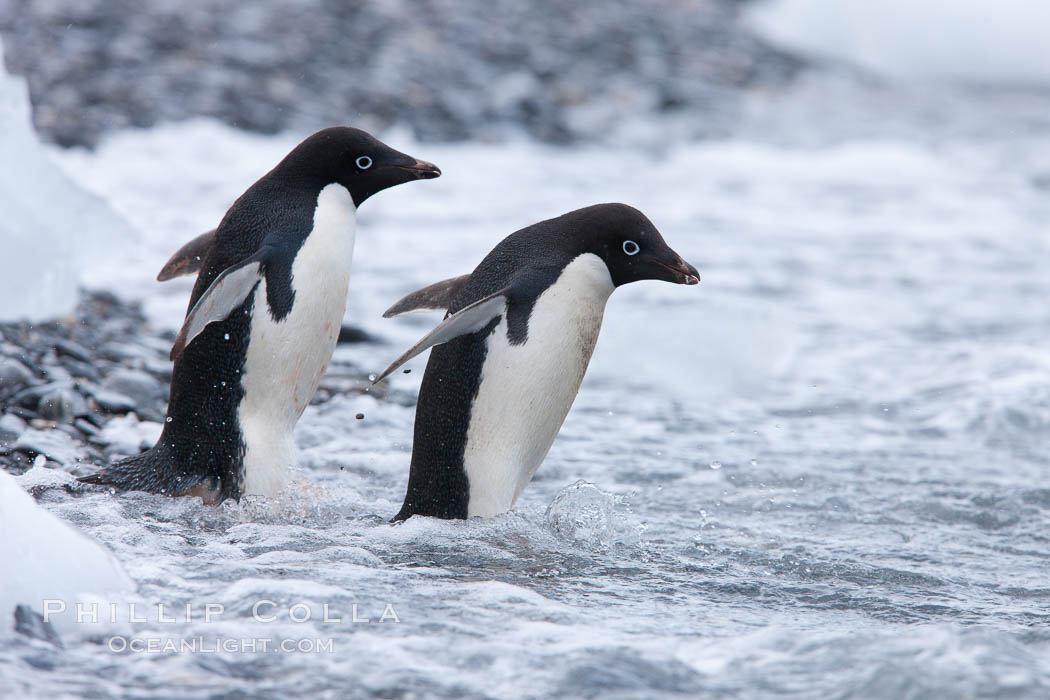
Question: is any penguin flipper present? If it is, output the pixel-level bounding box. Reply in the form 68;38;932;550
382;274;471;318
373;288;509;383
157;229;217;281
170;256;264;361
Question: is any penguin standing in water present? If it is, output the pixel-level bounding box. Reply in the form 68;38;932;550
376;203;699;520
81;127;440;503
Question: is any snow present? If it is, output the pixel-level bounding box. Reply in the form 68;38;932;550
0;468;133;638
748;0;1050;84
0;39;137;321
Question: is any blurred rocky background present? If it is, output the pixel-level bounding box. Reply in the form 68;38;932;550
0;0;803;148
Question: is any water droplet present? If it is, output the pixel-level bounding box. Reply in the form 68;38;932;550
165;416;172;423
709;460;722;470
368;374;377;382
223;333;230;340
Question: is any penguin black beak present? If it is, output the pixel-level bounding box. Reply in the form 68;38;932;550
391;160;442;180
654;256;700;285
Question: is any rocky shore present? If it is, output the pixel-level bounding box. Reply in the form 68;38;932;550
0;291;378;479
0;0;803;148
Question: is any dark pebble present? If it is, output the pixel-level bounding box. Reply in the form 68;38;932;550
403;369;411;374
338;325;378;344
57;424;83;440
61;357;101;381
11;383;55;409
37;388;75;423
89;388;138;414
102;368;162;418
0;358;37;394
6;406;40;422
53;339;92;363
355;413;365;420
74;418;100;436
0;413;27;445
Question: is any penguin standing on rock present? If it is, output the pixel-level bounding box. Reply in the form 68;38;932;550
80;127;440;503
375;203;699;520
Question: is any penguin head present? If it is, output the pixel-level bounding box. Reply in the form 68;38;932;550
278;127;441;205
575;203;700;287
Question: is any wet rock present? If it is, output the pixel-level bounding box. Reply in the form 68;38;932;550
97;414;162;455
0;412;27;445
101;368;163;419
60;357;101;381
74;417;99;437
142;358;173;382
41;363;73;384
0;0;804;149
36;387;75;423
0;358;36;395
13;428;81;465
89;388;137;414
338;325;379;344
6;406;39;422
53;339;92;363
98;341;147;363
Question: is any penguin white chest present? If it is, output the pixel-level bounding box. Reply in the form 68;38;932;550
239;183;357;496
463;253;614;517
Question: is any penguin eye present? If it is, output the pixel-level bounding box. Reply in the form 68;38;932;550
355;156;373;170
622;240;640;256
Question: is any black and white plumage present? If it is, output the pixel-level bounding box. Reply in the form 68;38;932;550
377;203;699;520
80;127;440;503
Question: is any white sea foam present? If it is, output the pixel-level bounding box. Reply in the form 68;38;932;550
8;76;1050;695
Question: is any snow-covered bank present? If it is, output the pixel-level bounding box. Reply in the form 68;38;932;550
0;468;133;638
0;41;137;321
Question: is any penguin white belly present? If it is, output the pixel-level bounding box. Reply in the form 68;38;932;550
239;183;357;496
462;253;614;517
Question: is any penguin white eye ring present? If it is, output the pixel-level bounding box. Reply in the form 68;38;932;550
355;155;373;170
623;240;640;255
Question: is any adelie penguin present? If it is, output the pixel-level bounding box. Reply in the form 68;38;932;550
80;127;440;503
376;203;699;520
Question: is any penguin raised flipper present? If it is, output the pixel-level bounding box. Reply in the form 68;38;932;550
379;203;699;521
382;274;471;318
169;248;271;361
374;287;510;383
81;127;440;503
157;229;217;281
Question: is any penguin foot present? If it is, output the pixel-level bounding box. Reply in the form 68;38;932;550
79;446;229;504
